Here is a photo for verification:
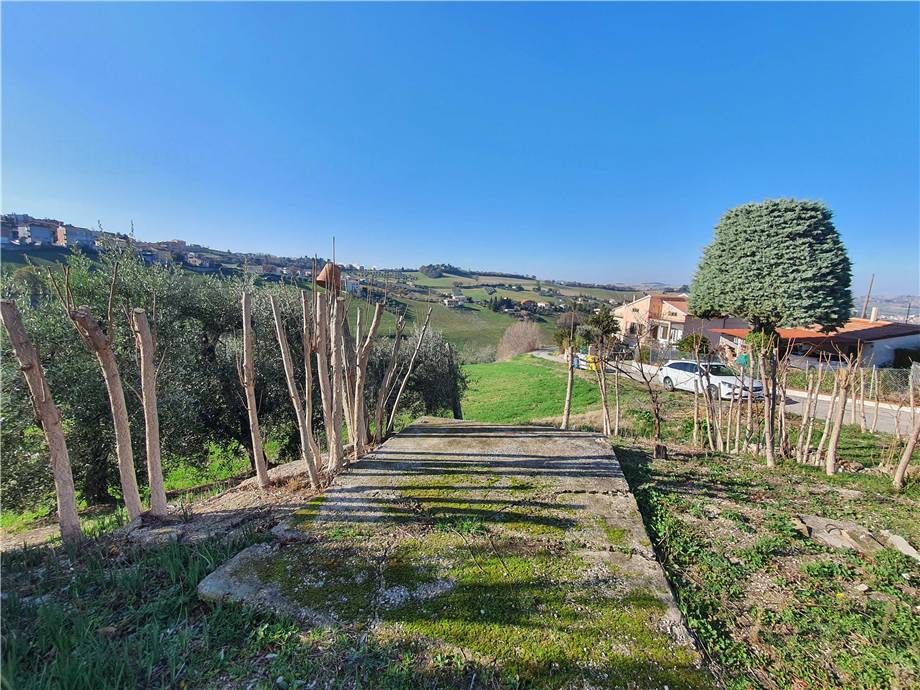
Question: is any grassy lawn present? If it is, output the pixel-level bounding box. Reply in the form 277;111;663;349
402;271;640;304
462;356;601;424
394;297;554;356
462;355;917;468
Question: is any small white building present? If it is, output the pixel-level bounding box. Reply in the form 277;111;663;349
443;295;469;308
342;276;363;296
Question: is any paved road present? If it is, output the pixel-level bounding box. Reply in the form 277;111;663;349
530;350;914;436
784;391;914;436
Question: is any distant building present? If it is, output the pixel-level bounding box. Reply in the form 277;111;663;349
613;293;749;347
17;222;56;245
443;295;469;308
713;319;920;368
55;224;95;248
342;275;362;296
1;219;14;246
186;253;210;268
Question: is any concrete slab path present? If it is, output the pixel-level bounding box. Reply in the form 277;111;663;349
199;418;710;688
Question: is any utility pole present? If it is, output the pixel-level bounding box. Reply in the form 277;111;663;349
859;274;875;319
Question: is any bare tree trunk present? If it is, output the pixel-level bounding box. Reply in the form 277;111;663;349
825;370;851;476
387;307;433;435
130;308;167;516
594;349;611;436
871;366;880;433
613;364;620;437
1;300;82;543
329;297;346;471
777;366;790;458
71;306;143;519
341;314;357;451
314;295;335;448
241;293;270;489
850;371;858;425
716;395;724;452
301;291;324;473
858;367;867;433
353;304;384;457
692;380;700;448
733;370;744;453
270;296;321;488
696;351;716;451
724;389;735;453
893;413;920;490
745;356;754;451
759;350;776;468
703;384;716;451
816;371;840;465
561;346;574;430
803;382;820;464
796;372;816;463
374;315;406;443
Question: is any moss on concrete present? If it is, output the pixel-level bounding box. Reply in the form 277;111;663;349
595;517;628;545
382;543;708;688
290;494;327;528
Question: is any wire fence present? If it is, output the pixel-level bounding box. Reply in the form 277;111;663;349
787;362;918;405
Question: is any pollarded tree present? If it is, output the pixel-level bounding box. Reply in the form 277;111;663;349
689;199;852;466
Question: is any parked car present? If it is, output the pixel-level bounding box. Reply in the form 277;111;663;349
657;360;763;400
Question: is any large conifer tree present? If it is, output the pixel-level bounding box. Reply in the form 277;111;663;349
689;199;852;331
689;199;853;466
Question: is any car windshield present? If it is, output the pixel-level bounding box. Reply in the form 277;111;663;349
705;364;734;377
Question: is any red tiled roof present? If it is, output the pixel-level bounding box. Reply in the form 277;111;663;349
712;318;920;344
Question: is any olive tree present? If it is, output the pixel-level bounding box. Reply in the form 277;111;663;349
689;199;852;466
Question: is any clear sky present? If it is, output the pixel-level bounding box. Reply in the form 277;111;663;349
3;2;918;295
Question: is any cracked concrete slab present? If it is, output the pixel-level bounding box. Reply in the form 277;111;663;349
198;418;708;688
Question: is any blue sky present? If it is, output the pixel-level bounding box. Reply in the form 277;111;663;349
3;2;918;295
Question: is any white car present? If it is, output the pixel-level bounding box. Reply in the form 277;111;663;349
657;360;763;400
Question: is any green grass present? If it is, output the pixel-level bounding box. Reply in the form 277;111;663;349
618;441;920;689
461;355;917;471
402;271;640;304
1;443;256;538
392;297;554;356
462;356;601;424
2;450;710;690
0;506;51;534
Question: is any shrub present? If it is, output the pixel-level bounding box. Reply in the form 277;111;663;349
676;333;708;356
496;322;543;360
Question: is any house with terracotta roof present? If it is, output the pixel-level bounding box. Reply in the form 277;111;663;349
613;293;749;347
712;318;920;367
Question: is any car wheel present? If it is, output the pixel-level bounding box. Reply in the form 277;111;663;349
663;377;675;392
708;384;719;400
